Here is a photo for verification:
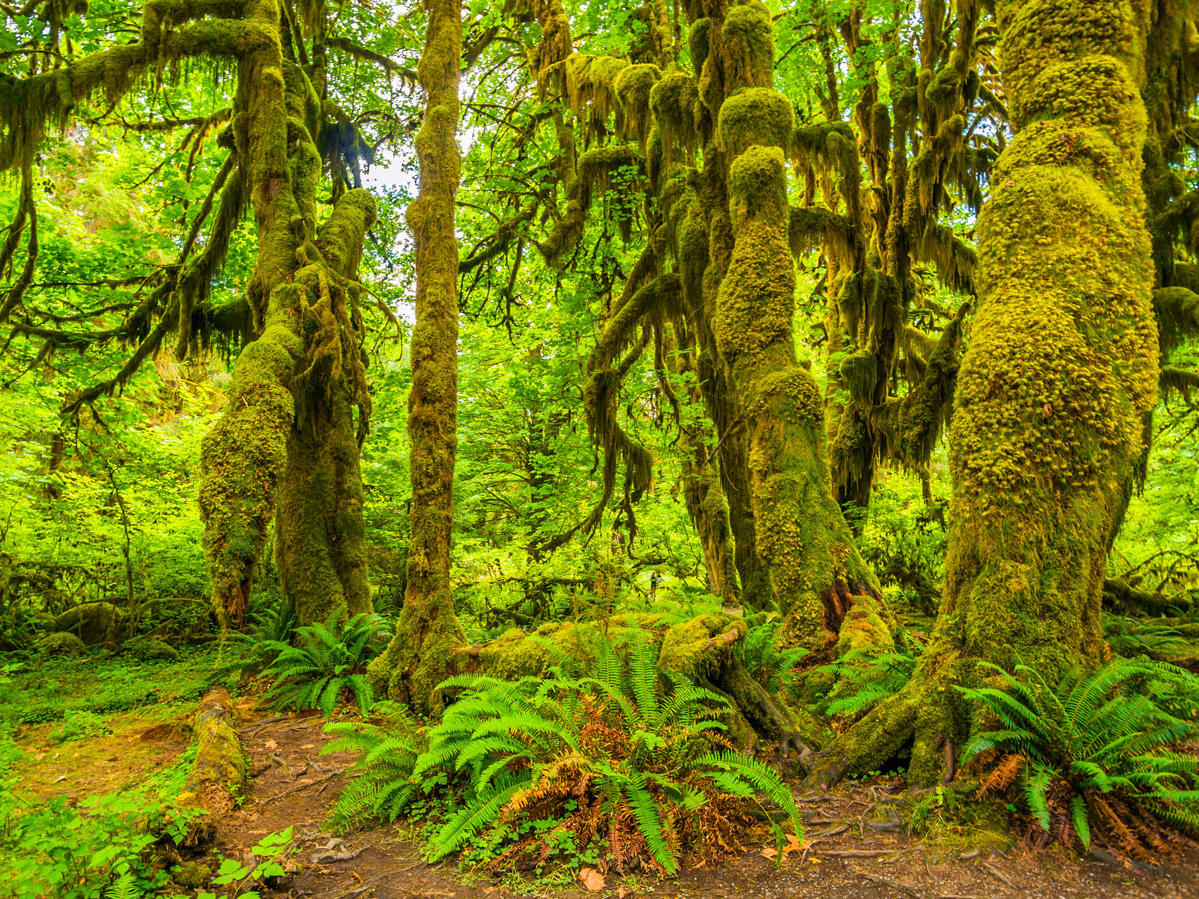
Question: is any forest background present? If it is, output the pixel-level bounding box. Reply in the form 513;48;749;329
1;0;1199;894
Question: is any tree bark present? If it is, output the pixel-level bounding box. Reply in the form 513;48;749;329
368;0;465;713
197;1;376;629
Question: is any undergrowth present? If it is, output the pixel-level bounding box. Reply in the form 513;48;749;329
961;657;1199;859
326;635;801;876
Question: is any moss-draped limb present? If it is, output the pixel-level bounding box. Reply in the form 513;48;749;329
370;0;465;715
818;0;1160;787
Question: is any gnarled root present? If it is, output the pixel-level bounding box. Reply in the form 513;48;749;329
804;647;974;791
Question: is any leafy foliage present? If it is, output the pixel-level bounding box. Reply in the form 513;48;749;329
261;611;388;718
0;752;202;899
328;637;801;875
960;659;1199;857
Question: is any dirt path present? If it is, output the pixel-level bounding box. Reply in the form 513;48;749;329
221;705;1199;899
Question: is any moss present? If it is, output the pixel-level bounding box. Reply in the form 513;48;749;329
564;54;629;141
720;0;774;91
688;17;711;72
824;0;1161;787
650;71;699;166
180;688;246;813
39;632;86;656
716;88;794;157
614;63;661;146
199;322;299;626
373;0;464;715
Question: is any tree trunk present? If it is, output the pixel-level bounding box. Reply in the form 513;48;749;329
815;0;1159;787
369;0;465;713
198;7;377;629
696;0;895;656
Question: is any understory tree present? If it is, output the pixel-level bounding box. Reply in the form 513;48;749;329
814;0;1162;786
368;0;465;710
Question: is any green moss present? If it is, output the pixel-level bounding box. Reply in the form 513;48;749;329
199;322;299;625
720;0;774;91
650;71;699;165
716;88;794;158
181;688;246;809
614;63;661;146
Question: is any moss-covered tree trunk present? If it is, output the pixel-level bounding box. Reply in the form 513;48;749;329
690;0;894;657
198;0;376;628
815;0;1159;786
368;0;465;713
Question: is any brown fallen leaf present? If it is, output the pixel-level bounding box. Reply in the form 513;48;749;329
617;887;629;898
781;833;805;859
761;847;779;859
263;739;278;751
579;867;605;892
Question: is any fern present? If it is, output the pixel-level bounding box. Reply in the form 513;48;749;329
324;700;424;829
261;610;388;718
814;646;918;719
959;658;1199;856
104;872;140;899
327;629;803;875
742;614;809;693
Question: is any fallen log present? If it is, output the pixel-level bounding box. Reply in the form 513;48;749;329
178;687;247;816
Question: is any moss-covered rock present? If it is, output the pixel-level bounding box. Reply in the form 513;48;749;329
39;631;86;656
53;602;124;645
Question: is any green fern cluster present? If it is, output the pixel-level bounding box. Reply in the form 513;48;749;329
261;611;388;718
322;701;426;829
327;635;801;876
216;596;297;675
742;614;809;694
813;646;918;719
1103;614;1196;664
960;658;1199;857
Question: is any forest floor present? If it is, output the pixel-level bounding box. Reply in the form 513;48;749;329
6;653;1199;899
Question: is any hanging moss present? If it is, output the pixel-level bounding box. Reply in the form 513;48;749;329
614;63;661;146
688;17;711;72
564;54;630;141
650;71;700;166
720;0;774;91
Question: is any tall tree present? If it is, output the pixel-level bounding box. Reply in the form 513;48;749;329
816;0;1160;786
369;0;464;712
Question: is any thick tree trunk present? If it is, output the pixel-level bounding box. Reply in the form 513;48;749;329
369;0;465;713
197;3;376;629
815;0;1159;787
